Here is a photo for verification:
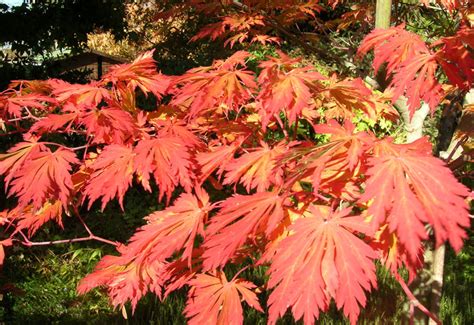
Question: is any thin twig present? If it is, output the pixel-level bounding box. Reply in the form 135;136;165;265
18;236;101;247
75;208;120;247
230;0;347;68
445;135;468;162
275;115;289;139
6;116;34;123
23;107;42;121
76;212;93;237
69;144;90;151
293;119;299;140
395;273;442;325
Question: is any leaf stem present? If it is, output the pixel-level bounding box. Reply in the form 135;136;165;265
231;265;250;282
293;119;299;140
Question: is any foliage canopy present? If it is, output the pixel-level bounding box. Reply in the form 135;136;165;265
0;0;472;324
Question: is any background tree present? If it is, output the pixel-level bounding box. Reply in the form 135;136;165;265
0;0;126;87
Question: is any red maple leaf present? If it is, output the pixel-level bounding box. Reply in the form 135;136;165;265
391;53;442;113
161;250;203;298
267;205;377;325
203;191;286;270
171;51;256;118
10;79;53;95
319;77;377;120
0;140;47;187
78;252;166;310
191;13;271;48
103;50;169;98
31;109;81;134
79;190;211;308
358;24;443;114
154;118;204;149
125;190;210;265
4;147;78;209
250;34;281;46
282;121;373;195
371;224;424;282
434;26;474;90
185;271;263;325
52;80;111;106
80;106;138;144
360;138;470;261
223;141;287;192
313;119;373;170
257;51;324;128
29;95;88;134
196;142;240;183
0;93;56;117
9;200;64;236
190;21;226;42
133;135;196;201
83;144;135;210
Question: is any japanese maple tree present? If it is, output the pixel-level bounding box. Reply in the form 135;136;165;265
0;1;472;324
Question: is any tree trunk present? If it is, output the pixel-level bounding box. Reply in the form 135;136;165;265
394;97;430;142
375;0;392;29
428;245;445;325
374;0;393;88
429;89;474;324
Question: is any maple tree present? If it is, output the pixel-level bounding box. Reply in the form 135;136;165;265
0;0;472;324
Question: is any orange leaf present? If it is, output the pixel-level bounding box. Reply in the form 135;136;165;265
52;80;111;106
83;144;135;210
358;24;443;113
185;271;263;325
79;190;211;309
126;189;211;266
196;142;240;183
203;192;286;270
0;93;56;117
360;138;470;261
12;200;64;236
0;140;47;187
257;51;324;128
103;50;169;98
80;106;138;144
134;136;195;202
223;141;287;192
5;147;78;209
171;51;256;118
267;205;377;325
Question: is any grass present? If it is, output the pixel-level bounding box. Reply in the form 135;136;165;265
1;239;471;325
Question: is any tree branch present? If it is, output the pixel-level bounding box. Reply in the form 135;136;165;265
394;96;430;143
74;209;120;247
230;0;347;68
395;273;442;325
17;236;111;247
